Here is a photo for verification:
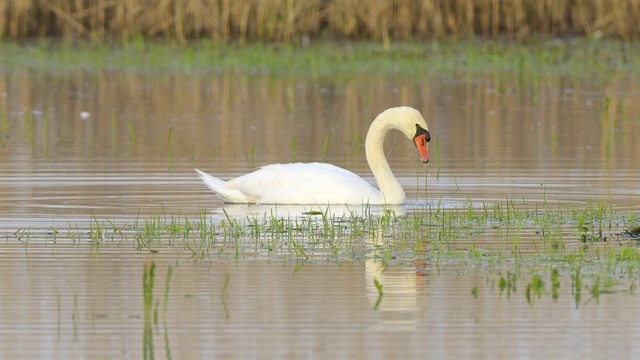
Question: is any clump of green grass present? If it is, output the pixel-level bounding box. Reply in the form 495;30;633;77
525;274;544;305
11;197;640;306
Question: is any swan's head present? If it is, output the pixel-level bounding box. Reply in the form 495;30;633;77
413;123;430;163
379;107;431;163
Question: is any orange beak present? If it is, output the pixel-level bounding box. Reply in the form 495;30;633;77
413;133;429;163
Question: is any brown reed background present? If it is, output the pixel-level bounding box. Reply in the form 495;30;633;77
1;0;639;43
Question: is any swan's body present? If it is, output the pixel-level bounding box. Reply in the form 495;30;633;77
195;163;380;204
196;106;430;204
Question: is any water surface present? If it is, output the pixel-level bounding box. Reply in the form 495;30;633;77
1;68;640;358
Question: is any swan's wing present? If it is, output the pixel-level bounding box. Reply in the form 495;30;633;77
223;163;381;204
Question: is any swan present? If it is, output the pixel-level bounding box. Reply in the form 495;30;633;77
195;106;430;204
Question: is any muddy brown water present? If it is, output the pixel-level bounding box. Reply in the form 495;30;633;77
1;68;640;358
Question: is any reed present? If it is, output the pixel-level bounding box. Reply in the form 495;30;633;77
1;0;639;43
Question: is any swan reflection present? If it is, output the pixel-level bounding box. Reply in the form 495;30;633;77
365;232;429;331
208;202;407;220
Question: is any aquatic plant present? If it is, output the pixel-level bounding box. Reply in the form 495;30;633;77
111;111;118;150
0;105;8;136
41;108;49;153
143;262;155;360
7;196;640;306
373;278;383;310
162;265;173;360
127;118;136;155
322;134;330;161
167;126;174;168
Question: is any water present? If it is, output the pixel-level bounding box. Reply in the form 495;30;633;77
1;68;640;358
4;250;639;359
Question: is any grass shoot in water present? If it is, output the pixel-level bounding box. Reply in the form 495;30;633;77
6;197;640;304
23;109;34;146
435;136;440;180
551;268;561;299
352;126;363;154
290;133;296;162
71;288;79;341
322;134;329;161
111;111;118;150
0;105;8;136
42;108;49;154
127;118;136;155
143;262;155;360
373;278;383;310
167;126;174;170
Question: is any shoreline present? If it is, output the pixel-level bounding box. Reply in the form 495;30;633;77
1;38;639;79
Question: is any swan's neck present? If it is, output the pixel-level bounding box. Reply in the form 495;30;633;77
365;116;406;204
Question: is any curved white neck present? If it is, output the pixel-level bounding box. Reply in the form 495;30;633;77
365;114;406;204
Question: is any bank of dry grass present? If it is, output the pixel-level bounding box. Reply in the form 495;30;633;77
1;0;639;43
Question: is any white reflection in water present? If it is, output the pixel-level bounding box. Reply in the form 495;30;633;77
365;259;424;330
210;203;407;219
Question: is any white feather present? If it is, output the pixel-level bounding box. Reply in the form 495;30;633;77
195;107;429;205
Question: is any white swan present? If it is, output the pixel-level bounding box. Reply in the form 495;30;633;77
195;106;430;204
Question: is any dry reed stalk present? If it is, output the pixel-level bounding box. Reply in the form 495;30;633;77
325;0;358;38
1;0;640;42
47;2;88;38
0;1;6;38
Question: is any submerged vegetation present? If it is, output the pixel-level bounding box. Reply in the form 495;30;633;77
10;198;640;263
6;198;640;305
11;199;637;262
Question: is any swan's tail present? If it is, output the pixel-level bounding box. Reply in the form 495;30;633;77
195;168;226;192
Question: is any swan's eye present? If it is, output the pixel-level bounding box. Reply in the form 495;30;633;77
415;125;431;142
